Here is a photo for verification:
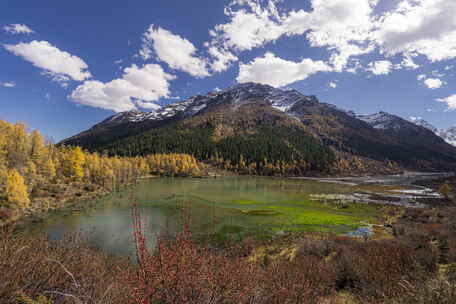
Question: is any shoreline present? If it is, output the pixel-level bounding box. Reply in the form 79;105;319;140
7;171;454;230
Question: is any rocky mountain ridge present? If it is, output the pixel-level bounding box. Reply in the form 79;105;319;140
408;117;456;147
62;82;456;172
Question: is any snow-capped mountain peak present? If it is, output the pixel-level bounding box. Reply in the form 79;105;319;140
357;112;412;130
408;117;439;133
96;82;317;127
408;117;456;147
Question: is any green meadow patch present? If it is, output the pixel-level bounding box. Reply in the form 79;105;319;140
229;198;378;233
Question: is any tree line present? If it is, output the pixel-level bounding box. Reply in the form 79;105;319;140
102;121;336;176
0;120;201;220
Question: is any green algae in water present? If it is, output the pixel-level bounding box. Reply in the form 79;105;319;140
28;177;378;256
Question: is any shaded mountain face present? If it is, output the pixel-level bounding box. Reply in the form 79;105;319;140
62;83;456;172
409;117;456;147
440;127;456;147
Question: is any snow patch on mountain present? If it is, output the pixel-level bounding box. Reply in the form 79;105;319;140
98;82;318;126
409;117;456;147
357;112;411;130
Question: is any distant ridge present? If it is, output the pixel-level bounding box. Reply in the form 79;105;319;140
62;82;456;172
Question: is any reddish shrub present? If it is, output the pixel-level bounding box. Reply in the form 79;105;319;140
332;240;429;301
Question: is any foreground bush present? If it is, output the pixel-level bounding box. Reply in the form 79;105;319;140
0;229;130;303
3;203;456;304
125;228;337;304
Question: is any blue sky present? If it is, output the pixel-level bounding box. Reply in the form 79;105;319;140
1;0;456;141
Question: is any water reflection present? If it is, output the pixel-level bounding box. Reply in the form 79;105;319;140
31;177;366;256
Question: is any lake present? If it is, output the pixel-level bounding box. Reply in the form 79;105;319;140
27;176;389;256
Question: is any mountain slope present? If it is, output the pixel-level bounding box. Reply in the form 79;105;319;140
62;83;456;172
409;117;456;147
357;112;456;169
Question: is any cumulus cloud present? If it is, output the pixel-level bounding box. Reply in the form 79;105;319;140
70;64;175;112
237;52;332;87
0;81;16;88
207;46;238;72
4;40;91;81
437;95;456;110
140;25;209;77
210;0;377;72
367;60;393;75
3;23;34;34
212;1;285;51
209;0;456;77
423;78;445;89
374;0;456;62
287;0;377;71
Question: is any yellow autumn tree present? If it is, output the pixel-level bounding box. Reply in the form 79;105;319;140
69;147;86;180
5;169;30;209
30;130;46;163
42;158;56;181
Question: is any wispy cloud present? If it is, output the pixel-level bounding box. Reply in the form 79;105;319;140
3;23;34;34
0;81;16;88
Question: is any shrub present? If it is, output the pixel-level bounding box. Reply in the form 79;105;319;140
0;229;130;304
332;239;431;301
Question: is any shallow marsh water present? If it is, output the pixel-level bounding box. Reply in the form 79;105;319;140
25;175;441;256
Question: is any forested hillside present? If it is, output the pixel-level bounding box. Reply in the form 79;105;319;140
102;102;336;175
0;120;201;224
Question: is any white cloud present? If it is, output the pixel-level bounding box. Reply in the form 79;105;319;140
374;0;456;62
437;95;456;110
207;46;238;72
70;64;175;112
287;0;377;71
0;81;16;88
4;40;91;82
367;60;393;75
135;101;162;111
140;25;209;77
237;52;332;87
3;24;34;34
209;0;456;77
210;0;377;72
424;78;445;89
212;3;285;51
400;55;419;69
417;74;426;81
329;81;337;88
41;71;70;88
432;70;445;77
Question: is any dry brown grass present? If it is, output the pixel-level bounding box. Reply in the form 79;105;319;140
0;228;130;303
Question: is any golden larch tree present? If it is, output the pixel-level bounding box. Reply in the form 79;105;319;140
5;169;30;209
70;147;86;180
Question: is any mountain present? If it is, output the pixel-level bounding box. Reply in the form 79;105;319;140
440;127;456;147
408;117;456;147
62;83;456;173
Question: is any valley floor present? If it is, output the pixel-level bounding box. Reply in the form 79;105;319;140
2;173;455;303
